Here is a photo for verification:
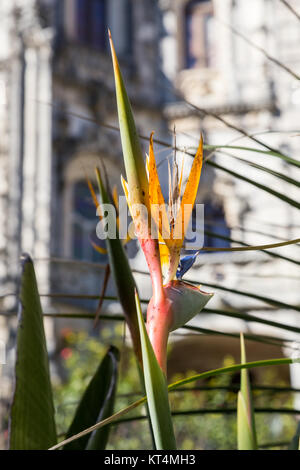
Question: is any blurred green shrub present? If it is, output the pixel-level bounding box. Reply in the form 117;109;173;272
54;326;297;450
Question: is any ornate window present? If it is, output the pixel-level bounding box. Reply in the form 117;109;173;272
71;180;102;262
63;154;121;263
76;0;106;50
64;0;132;54
185;0;215;69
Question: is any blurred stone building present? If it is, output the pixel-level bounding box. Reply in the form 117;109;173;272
0;0;299;387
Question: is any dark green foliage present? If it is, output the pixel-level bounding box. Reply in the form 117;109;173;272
9;254;57;450
63;346;119;450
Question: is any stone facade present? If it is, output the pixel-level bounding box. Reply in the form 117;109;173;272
159;0;300;388
0;0;299;387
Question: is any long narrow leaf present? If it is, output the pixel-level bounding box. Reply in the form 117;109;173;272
35;101;300;169
34;312;296;350
108;30;149;208
95;167;142;364
119;384;300;396
237;333;257;450
102;286;300;335
181;324;296;349
135;290;176;450
202;307;300;335
199;237;300;253
207;160;300;210
203;229;300;266
203;144;300;168
198;283;300;313
63;346;119;450
49;356;295;449
9;255;57;450
93;168;155;446
111;407;300;425
216;150;300;188
289;421;300;450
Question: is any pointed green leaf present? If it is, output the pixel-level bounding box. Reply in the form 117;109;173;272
63;345;119;450
203;144;300;168
202;307;300;336
93;169;155;446
50;356;295;450
109;32;149;208
166;281;213;332
207;159;300;210
203;229;300;267
135;290;176;450
237;392;257;450
237;333;257;450
198;282;300;313
289;421;300;450
95;167;142;364
9;254;57;450
218;151;300;188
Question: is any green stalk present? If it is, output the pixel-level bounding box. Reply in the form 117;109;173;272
237;333;257;450
135;290;176;450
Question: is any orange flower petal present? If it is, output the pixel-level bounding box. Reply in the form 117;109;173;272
172;135;203;248
148;132;171;245
90;240;107;255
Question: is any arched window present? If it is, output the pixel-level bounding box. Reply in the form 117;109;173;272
185;0;215;69
71;180;104;262
63;153;122;263
76;0;106;49
64;0;132;54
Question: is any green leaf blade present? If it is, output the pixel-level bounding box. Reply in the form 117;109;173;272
49;356;295;450
9;254;57;450
108;32;149;208
207;159;300;210
135;291;176;450
63;345;119;450
203;143;300;168
289;421;300;450
95;168;142;364
237;333;257;450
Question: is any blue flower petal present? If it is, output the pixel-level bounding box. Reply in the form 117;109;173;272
176;251;200;279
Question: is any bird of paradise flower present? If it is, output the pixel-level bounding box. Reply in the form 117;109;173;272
108;31;213;374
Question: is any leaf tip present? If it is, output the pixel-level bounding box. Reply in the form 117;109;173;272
240;332;246;364
20;252;33;265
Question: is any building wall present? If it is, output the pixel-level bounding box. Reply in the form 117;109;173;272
0;0;299;382
159;0;300;386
